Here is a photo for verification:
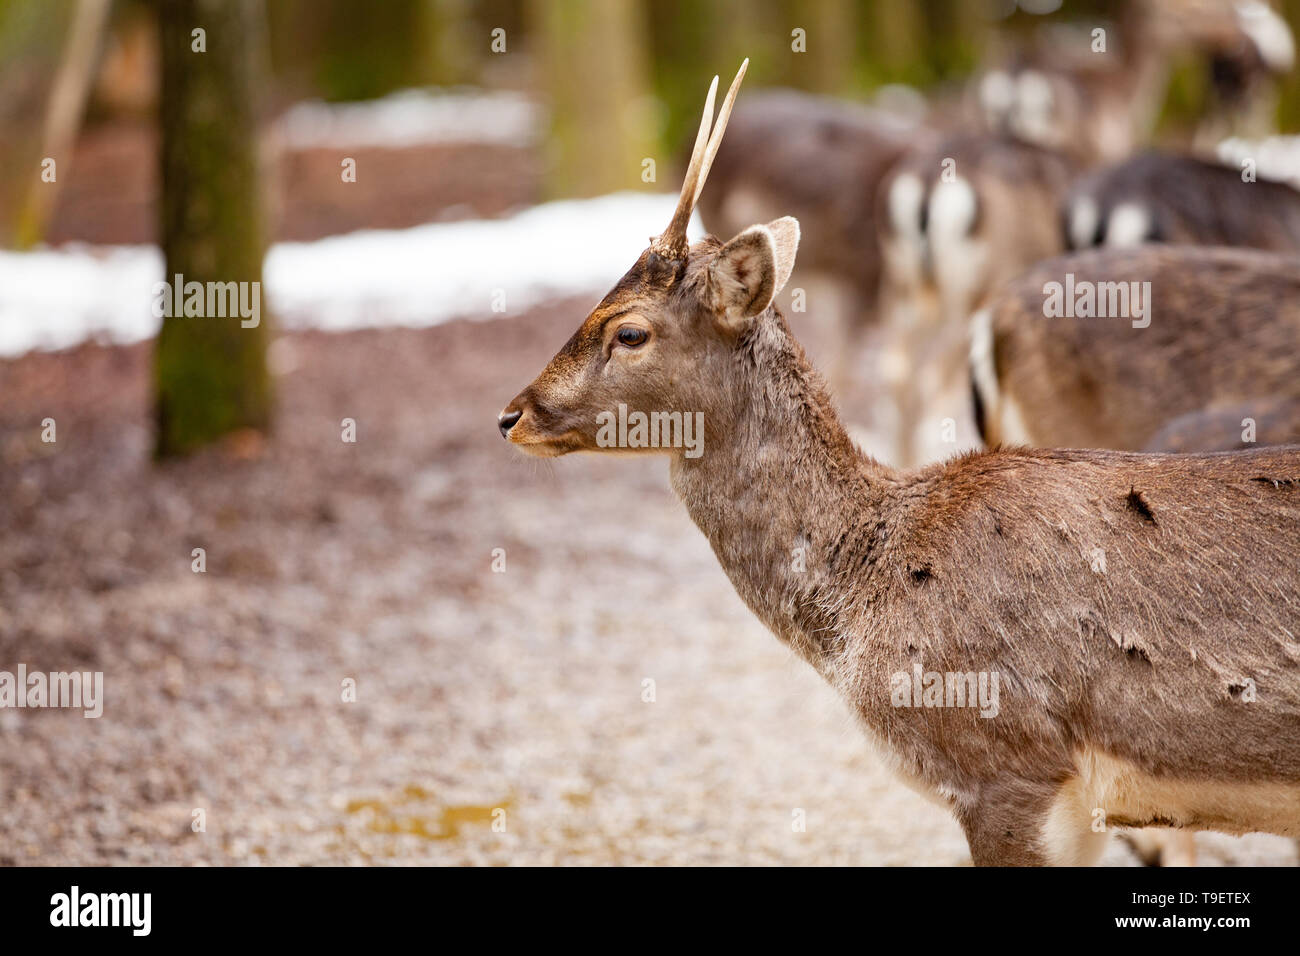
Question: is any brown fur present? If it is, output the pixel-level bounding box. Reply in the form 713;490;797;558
972;239;1300;867
976;245;1300;450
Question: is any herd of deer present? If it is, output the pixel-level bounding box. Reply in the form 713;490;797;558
498;0;1300;867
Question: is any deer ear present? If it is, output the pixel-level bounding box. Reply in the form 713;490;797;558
765;216;800;294
707;217;800;327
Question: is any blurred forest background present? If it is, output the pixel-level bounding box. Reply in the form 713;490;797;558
5;0;1300;242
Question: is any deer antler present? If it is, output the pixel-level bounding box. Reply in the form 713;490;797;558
651;58;749;261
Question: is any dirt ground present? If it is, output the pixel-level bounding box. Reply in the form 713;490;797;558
1;301;1295;866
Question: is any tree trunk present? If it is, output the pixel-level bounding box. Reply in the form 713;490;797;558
154;0;272;457
528;0;655;199
869;0;926;83
13;0;111;249
805;0;855;93
419;0;479;86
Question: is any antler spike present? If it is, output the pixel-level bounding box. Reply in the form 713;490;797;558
651;59;748;261
650;74;717;260
693;58;747;206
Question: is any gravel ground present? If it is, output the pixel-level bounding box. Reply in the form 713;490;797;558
0;302;1294;866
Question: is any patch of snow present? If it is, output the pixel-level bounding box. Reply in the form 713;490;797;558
277;88;543;150
0;244;163;356
1215;135;1300;190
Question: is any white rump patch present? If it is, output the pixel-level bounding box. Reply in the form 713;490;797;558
888;172;926;239
1012;70;1057;146
968;306;999;441
928;177;987;323
979;70;1016;129
1103;202;1151;248
927;177;978;242
1069;196;1100;250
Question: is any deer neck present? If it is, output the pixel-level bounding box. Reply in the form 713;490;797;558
669;308;893;673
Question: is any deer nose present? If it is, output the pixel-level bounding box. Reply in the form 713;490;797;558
498;408;522;439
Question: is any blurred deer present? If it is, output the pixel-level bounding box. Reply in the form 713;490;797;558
975;0;1295;161
1063;151;1300;251
500;63;1300;866
877;133;1077;465
973;21;1164;166
971;245;1300;454
1172;0;1296;146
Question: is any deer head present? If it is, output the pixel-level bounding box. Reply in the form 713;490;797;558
498;60;800;457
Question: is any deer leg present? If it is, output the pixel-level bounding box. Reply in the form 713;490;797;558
958;779;1108;867
1159;830;1197;866
1121;829;1164;866
1121;828;1198;866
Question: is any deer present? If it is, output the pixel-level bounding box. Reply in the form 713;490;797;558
1173;0;1297;147
970;244;1300;454
499;62;1300;866
973;0;1296;167
876;0;1296;466
1063;151;1300;252
876;132;1077;466
972;18;1166;167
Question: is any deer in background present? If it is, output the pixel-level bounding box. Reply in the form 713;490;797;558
877;133;1077;465
1175;0;1296;146
971;245;1300;455
973;18;1166;166
500;62;1300;866
976;0;1296;160
1063;151;1300;252
878;0;1296;463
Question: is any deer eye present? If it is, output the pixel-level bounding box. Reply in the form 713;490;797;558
616;327;648;348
